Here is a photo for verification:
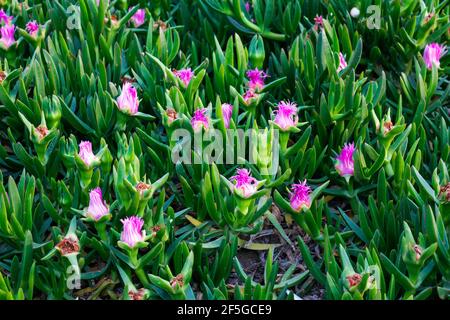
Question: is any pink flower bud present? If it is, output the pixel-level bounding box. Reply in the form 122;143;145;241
230;168;258;198
78;141;98;167
117;82;139;115
289;180;312;211
245;2;251;13
0;23;15;49
0;10;12;25
335;143;355;178
120;216;146;248
337;52;347;72
423;43;447;70
243;89;258;103
314;15;324;30
174;68;194;86
273;101;298;131
191;108;209;132
26;20;39;37
221;103;233;128
130;7;146;27
87;187;109;221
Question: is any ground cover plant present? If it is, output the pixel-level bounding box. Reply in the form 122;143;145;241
0;0;449;300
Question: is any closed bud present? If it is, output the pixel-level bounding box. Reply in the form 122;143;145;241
42;95;62;129
249;35;265;69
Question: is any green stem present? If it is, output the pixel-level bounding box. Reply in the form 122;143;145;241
136;268;151;289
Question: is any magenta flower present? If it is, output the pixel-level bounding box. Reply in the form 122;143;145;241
117;82;139;115
337;52;347;72
243;89;258;103
245;2;251;13
335;143;356;178
120;216;146;248
26;21;39;37
174;68;194;86
273;101;298;131
0;24;15;49
423;43;447;70
78;141;98;167
130;7;146;27
0;10;12;25
87;187;109;221
221;103;233;128
230;168;258;198
289;181;312;212
246;68;267;91
191;108;209;132
314;15;324;30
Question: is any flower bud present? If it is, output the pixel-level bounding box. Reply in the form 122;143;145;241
119;216;146;249
42;96;62;129
249;35;265;69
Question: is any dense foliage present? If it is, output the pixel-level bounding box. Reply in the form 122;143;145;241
0;0;449;300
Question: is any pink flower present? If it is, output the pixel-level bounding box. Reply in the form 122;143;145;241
78;141;98;167
117;82;139;115
26;21;39;37
0;10;12;25
130;7;146;27
289;180;312;211
335;143;355;178
87;187;109;221
174;68;194;86
221;103;233;128
423;43;447;70
337;52;347;72
273;101;298;130
314;15;323;30
120;216;146;248
230;168;258;198
245;2;251;13
0;24;15;49
246;68;267;91
243;89;258;103
191;108;209;132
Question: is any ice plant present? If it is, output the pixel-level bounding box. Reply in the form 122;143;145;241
273;101;298;131
130;7;146;27
230;168;258;198
0;9;12;24
191;108;209;132
439;183;450;203
346;273;362;287
335;143;355;179
314;15;324;30
120;216;146;248
243;89;258;103
221;103;233;128
86;188;109;221
423;43;447;69
0;23;15;49
337;52;347;72
289;181;312;212
26;21;39;37
245;2;251;13
246;68;267;91
117;82;139;115
174;68;194;86
78;141;99;167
